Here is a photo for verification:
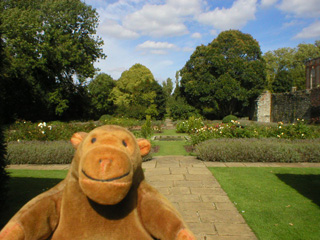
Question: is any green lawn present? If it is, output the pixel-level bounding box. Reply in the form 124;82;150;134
1;169;68;228
152;140;189;156
209;167;320;240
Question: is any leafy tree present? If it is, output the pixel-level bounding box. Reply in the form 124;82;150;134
264;41;320;92
180;30;266;119
162;78;173;99
111;64;165;120
272;70;292;93
0;0;105;121
88;73;116;119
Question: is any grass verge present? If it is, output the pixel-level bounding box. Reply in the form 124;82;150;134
0;169;67;228
209;167;320;240
152;140;189;156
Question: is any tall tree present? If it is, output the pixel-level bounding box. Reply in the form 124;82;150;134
180;30;266;119
111;64;165;119
0;0;105;121
263;41;320;92
88;73;116;118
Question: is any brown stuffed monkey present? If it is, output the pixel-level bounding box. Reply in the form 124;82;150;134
0;125;196;240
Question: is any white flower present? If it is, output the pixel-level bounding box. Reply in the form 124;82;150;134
48;126;52;130
42;131;45;134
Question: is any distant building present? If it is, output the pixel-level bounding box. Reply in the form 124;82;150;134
306;57;320;89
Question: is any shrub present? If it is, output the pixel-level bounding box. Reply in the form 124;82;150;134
141;115;153;139
176;116;204;133
169;99;199;121
195;138;320;162
0;126;9;209
222;115;238;123
7;141;75;164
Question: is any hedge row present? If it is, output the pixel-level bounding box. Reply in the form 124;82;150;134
195;138;320;162
7;141;153;164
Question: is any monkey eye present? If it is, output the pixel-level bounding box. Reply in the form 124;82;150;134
91;138;96;143
122;140;127;147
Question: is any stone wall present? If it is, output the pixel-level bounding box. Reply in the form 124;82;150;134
254;91;271;122
271;91;311;123
255;88;320;123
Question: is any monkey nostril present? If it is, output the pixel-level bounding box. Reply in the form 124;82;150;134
99;159;112;165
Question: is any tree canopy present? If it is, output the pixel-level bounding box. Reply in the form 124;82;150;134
0;0;105;122
111;64;165;119
263;42;320;92
88;73;115;119
180;30;266;119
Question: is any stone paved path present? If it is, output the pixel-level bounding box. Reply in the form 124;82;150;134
143;156;257;240
7;158;320;240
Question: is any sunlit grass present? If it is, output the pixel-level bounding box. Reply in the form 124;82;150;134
209;167;320;240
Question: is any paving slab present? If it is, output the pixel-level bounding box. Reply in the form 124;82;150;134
143;156;257;240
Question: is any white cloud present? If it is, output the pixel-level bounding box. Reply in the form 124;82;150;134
278;0;320;18
122;0;202;37
123;4;188;37
294;21;320;39
191;32;202;38
210;29;218;36
137;40;177;49
98;19;139;39
260;0;278;7
182;47;194;52
137;40;178;55
198;0;258;30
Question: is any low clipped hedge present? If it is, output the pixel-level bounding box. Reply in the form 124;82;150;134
7;141;75;164
7;141;153;164
195;138;320;162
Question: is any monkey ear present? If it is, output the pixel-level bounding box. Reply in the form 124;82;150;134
71;132;88;149
137;139;151;157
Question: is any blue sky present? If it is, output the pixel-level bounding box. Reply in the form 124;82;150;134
84;0;320;84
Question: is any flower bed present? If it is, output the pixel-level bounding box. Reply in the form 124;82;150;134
184;119;320;145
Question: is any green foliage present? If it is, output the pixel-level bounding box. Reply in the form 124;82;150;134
0;0;105;122
169;97;199;121
88;73;116;118
210;167;320;239
176;116;204;133
196;138;320;162
0;126;9;210
141;115;153;139
111;64;165;120
264;42;320;92
7;141;74;164
180;30;266;119
222;115;238;123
